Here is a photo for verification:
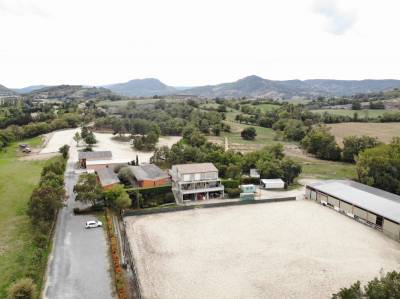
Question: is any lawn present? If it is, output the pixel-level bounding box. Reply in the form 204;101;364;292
0;136;55;298
311;109;396;119
289;156;357;180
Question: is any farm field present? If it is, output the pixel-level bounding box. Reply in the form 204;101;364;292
255;103;280;112
327;122;400;146
311;109;396;119
0;136;54;298
126;201;400;299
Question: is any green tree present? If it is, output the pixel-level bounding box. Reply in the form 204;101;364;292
356;138;400;194
283;119;307;141
81;126;89;139
73;132;82;146
280;158;302;185
73;174;102;206
103;184;131;210
7;278;36;299
84;131;97;148
301;126;341;161
241;127;257;140
342;135;380;163
332;271;400;299
352;102;362;110
59;144;70;159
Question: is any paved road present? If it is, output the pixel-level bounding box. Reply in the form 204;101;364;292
43;146;115;299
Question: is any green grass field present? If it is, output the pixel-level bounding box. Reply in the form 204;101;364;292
290;156;357;180
0;136;55;298
310;109;396;119
98;97;181;107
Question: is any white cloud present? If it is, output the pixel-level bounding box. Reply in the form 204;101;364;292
0;0;48;17
313;0;357;35
0;0;399;87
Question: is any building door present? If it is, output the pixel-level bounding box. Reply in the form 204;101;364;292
376;216;383;228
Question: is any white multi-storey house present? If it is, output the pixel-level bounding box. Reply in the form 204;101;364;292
171;163;224;203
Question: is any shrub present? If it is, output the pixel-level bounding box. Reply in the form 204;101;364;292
226;188;240;198
7;278;36;299
221;179;240;189
241;127;257;140
241;177;260;185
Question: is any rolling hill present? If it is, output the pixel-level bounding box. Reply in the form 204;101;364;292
0;84;18;97
25;85;115;101
13;85;49;94
104;78;176;97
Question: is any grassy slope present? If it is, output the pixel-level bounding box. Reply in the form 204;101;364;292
98;98;181;107
0;136;53;297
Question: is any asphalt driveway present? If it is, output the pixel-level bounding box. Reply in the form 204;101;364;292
43;146;115;299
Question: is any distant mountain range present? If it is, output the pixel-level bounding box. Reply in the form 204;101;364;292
13;85;49;94
3;75;400;99
104;76;400;99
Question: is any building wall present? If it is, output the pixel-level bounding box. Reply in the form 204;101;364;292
139;178;169;188
102;183;118;190
383;219;400;240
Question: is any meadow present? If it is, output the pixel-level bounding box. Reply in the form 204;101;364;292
0;136;55;297
311;109;394;119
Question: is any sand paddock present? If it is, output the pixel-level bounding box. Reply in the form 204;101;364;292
125;200;400;299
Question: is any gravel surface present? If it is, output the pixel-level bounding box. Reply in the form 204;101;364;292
126;201;400;299
40;128;181;163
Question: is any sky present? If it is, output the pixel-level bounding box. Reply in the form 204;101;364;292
0;0;400;88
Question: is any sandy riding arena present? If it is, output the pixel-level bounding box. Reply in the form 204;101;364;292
125;200;400;299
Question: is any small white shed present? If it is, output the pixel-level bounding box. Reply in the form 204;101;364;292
261;179;285;189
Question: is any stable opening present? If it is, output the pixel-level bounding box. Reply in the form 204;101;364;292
376;216;383;228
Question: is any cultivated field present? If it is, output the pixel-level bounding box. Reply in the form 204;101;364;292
126;201;400;299
327;122;400;146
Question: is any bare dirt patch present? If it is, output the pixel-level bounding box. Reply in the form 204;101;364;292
126;201;400;299
328;122;400;146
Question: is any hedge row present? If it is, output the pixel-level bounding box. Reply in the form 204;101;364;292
105;210;127;299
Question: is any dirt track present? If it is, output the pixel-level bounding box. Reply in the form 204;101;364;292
126;201;400;299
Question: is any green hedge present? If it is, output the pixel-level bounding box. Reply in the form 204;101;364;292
226;188;240;198
241;177;260;184
221;179;240;189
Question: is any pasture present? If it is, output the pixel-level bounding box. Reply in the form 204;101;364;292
311;109;394;119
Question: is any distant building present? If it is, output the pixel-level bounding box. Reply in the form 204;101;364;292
261;179;285;189
306;180;400;241
96;167;120;190
129;164;170;188
170;163;224;203
249;169;260;179
78;150;130;171
78;151;112;168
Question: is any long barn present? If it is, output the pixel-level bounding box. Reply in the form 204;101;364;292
306;180;400;241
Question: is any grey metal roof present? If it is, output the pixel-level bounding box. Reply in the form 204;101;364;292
96;168;120;187
78;151;112;161
130;164;169;181
307;180;400;224
173;163;218;174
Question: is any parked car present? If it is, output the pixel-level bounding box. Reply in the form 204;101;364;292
85;220;102;229
22;147;31;153
19;143;28;148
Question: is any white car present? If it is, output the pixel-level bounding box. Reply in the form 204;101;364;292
85;220;102;229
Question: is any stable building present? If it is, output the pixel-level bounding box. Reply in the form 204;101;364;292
96;167;120;190
129;164;170;188
306;180;400;241
78;151;112;168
